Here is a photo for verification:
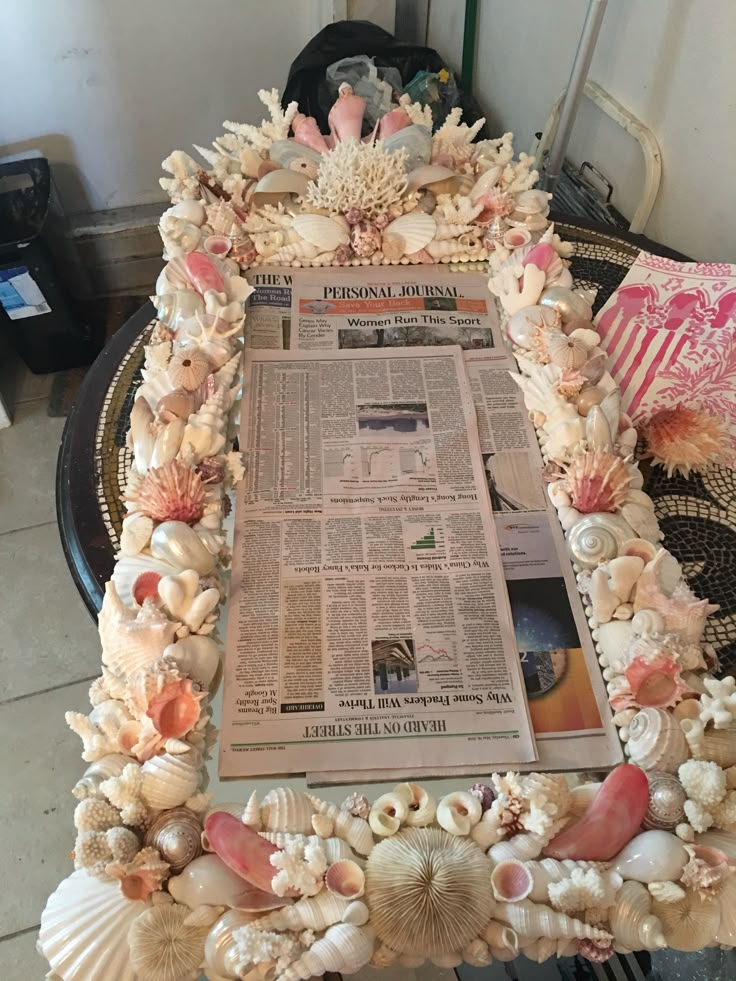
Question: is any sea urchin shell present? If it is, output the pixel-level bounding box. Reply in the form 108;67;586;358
124;461;205;525
365;826;494;956
642;405;726;478
562;447;632;514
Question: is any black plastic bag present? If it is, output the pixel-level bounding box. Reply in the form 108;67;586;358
281;20;489;139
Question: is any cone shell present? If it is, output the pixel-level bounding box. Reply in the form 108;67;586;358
625;708;689;773
365;826;494;956
292;213;350;251
261;787;315;834
326;858;365;899
140;751;200;809
609;880;667;950
491;859;534;901
39;870;147;981
382;211;436;256
651;888;720;951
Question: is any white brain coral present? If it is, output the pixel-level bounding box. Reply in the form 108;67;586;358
231;924;302;975
269;839;327;897
74;798;122;833
678;760;727;806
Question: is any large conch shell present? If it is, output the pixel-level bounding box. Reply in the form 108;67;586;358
39;870;148;981
634;548;719;645
608;880;667;951
307;795;374;856
98;581;180;677
494;901;612;942
277;923;374;980
680;717;736;768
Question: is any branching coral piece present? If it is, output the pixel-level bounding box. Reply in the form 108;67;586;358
306;141;408;220
269;839;327;898
548;868;622;915
100;762;151;827
223;89;299;152
699;676;736;729
231;924;303;976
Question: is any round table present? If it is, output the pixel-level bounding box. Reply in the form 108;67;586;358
56;217;735;674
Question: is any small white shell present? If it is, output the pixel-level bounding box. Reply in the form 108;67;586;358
369;791;410;836
382;211;436;256
567;512;638;569
325;859;365;899
488;832;546;863
436;791;482;835
292;213;350;251
403;783;437;827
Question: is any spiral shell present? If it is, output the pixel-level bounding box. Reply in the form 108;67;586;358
39;870;147;981
254;890;350;932
642;771;688;831
608;880;666;950
144;807;202;873
488;832;547;863
436;791;482;835
277;923;374;981
494;900;612;942
73;754;131;800
140;751;200;810
307;795;374;856
261;787;315;834
404;783;437;826
624;707;690;773
680;717;736;768
204;910;261;980
567;513;637;569
369;790;410;836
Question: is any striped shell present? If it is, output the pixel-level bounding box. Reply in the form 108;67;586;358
124;460;206;525
140;751;201;810
381;211;436;258
562;448;632;514
261;787;315;834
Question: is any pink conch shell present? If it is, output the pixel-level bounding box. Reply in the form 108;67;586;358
328;83;365;143
544;764;649;861
291;113;331;154
184;251;225;295
132;571;162;606
491;859;534;902
146;678;206;739
619;654;688;710
642;405;726;478
377;105;412;139
204;811;283;896
522;242;565;284
561;448;632;514
633;549;719;646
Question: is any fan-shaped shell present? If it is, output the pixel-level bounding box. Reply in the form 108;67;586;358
382;211;436;256
128;903;210;981
140;751;200;809
625;707;689;772
124;460;206;525
651;888;720;951
261;787;315;834
39;870;147;981
365;826;494;956
292;213;350;251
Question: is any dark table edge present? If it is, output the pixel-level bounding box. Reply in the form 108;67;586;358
56;301;156;618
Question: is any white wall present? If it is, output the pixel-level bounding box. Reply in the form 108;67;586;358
1;0;328;214
429;0;736;262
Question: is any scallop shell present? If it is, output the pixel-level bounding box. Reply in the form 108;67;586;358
73;753;131;800
261;787;315;834
326;859;365;899
625;708;689;772
144;807;202;873
491;859;534;901
567;512;638;569
382;211;436;256
140;751;200;809
651;888;720;951
39;870;147;981
128;902;211;981
494;900;612;942
436;791;482;836
365;826;494;956
643;771;688;831
562;448;632;515
292;213;350;251
608;880;666;951
124;460;206;525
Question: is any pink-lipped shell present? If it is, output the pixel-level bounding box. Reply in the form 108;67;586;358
132;571;162;606
562;448;632;514
377;105;412;139
204;811;283;895
291;113;331;153
328;83;366;142
544;764;649;861
146;679;205;739
490;859;534;902
325;859;365;899
184;251;225;295
624;654;688;710
203;234;232;257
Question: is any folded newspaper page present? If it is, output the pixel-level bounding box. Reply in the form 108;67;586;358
220;345;536;776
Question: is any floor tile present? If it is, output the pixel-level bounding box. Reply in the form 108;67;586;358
0;929;44;981
0;523;99;701
0;401;66;534
0;680;91;936
0;338;58;411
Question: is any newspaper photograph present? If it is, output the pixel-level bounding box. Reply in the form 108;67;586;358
244;269;293;349
289;267;503;351
220;346;536;776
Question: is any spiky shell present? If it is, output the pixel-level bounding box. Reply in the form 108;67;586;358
167;348;212;391
98;581;180;678
39;870;147;981
643;406;726;478
365;826;494;956
128;903;210;981
260;787;315;835
562;448;632;514
124;460;206;524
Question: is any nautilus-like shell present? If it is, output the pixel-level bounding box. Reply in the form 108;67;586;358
566;512;637;569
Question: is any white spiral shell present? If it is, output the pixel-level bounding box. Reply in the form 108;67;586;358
39;870;147;981
625;707;689;773
140;751;200;809
260;787;315;834
566;513;637;569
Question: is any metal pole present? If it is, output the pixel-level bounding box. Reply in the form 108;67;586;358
541;0;608;193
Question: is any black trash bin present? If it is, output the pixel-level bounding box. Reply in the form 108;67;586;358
0;154;98;373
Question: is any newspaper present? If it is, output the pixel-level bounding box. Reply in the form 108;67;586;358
220;345;536;776
309;349;621;783
244;269;293;349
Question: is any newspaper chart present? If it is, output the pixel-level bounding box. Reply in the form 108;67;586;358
220;345;536;776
